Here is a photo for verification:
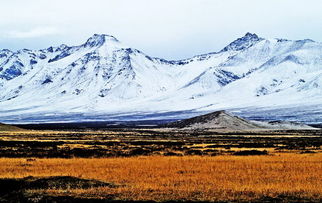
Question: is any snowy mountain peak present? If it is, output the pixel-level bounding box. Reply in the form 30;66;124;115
244;32;259;39
1;33;322;124
0;49;12;57
58;44;69;50
84;34;119;48
221;32;263;52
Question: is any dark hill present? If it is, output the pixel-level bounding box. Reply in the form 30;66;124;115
0;123;23;131
164;110;263;130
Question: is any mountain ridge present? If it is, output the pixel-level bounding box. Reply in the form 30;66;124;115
0;33;322;124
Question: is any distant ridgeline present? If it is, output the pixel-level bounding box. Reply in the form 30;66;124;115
1;33;322;123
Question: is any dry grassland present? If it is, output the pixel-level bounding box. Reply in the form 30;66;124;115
0;154;321;202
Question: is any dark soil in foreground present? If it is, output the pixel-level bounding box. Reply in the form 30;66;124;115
0;176;117;202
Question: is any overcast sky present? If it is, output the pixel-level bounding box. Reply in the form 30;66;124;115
0;0;322;59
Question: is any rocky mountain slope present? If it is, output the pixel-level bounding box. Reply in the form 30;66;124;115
164;111;262;130
164;110;315;130
0;33;322;123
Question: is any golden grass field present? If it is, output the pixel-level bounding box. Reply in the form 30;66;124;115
1;154;322;202
0;128;321;201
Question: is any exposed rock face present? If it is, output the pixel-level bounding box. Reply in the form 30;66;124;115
164;110;262;130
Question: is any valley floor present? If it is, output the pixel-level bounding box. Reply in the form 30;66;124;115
0;129;321;202
0;155;322;202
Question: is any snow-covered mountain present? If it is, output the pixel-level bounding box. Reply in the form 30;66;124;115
1;33;322;124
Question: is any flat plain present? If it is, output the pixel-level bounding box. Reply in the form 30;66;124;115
0;128;321;202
